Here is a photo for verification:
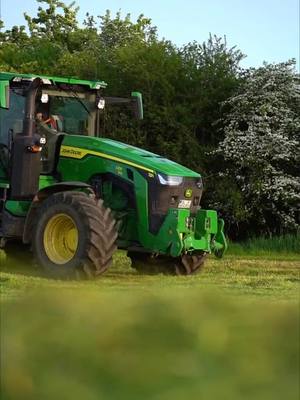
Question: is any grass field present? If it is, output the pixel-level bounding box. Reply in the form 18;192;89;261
227;233;300;257
0;248;299;400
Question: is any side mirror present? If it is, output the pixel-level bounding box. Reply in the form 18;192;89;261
131;92;143;120
0;80;10;109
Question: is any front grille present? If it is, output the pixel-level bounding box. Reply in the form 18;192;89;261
148;177;203;234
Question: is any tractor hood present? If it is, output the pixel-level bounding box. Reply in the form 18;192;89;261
60;135;200;178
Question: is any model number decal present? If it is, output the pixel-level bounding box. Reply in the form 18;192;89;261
60;147;83;158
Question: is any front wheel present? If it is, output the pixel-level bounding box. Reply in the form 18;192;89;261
128;251;207;275
32;191;118;279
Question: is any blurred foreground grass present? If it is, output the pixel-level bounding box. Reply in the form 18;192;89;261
0;250;299;399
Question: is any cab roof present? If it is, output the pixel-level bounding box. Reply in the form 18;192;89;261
0;72;107;89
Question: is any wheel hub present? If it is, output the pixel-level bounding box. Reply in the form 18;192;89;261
43;213;79;264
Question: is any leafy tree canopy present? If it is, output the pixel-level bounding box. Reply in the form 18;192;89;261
216;60;300;235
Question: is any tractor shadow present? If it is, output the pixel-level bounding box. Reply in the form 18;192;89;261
0;242;42;279
0;244;138;281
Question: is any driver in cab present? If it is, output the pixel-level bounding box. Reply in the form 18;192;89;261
36;112;61;134
36;111;63;167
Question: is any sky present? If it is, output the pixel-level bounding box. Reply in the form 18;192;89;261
0;0;299;69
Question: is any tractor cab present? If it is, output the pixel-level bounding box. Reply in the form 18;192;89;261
0;72;143;186
0;74;105;183
31;82;101;173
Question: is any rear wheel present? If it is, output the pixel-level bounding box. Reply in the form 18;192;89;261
128;251;207;275
33;191;118;279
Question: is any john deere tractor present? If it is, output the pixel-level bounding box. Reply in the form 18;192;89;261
0;72;227;278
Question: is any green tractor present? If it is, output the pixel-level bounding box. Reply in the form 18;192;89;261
0;72;227;278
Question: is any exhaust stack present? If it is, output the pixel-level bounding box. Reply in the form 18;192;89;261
10;78;43;199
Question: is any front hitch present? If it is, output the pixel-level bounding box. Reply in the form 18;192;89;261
145;208;228;258
193;209;227;257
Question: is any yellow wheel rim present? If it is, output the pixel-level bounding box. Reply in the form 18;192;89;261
43;213;79;264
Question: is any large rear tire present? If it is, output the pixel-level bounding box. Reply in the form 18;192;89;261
32;191;118;279
128;251;207;275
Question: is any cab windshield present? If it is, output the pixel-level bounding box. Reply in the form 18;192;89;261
38;89;98;136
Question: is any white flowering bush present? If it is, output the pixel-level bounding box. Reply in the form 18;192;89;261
217;60;300;234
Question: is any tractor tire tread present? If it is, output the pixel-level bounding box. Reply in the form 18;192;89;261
32;191;118;279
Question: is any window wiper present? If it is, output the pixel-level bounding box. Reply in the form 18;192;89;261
69;89;91;116
57;84;91;116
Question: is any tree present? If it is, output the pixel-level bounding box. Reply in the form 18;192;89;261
98;10;157;49
24;0;79;43
216;60;300;236
180;35;245;146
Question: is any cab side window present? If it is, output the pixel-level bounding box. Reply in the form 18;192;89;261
0;91;25;145
0;92;25;178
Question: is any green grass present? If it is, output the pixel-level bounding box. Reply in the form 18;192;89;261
0;250;299;400
0;251;299;301
227;233;300;257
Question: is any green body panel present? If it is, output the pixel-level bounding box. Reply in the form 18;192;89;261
39;175;57;190
0;80;10;108
4;176;57;217
5;200;31;217
59;135;201;178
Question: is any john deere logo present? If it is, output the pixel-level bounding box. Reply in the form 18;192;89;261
185;189;193;198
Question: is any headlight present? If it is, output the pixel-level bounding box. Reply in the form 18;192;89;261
157;173;183;186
